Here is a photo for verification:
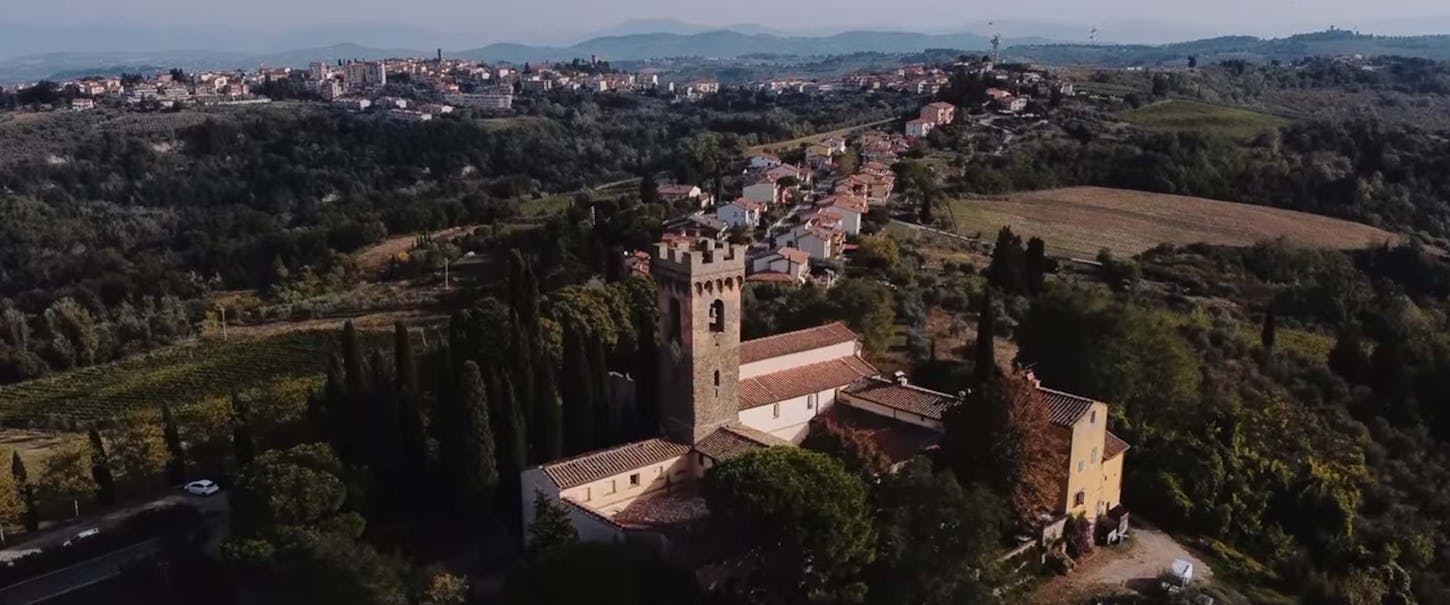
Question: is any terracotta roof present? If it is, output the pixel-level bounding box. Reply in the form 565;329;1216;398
693;424;788;461
740;356;879;410
1040;388;1097;427
658;184;700;196
828;195;868;214
746;271;797;284
740;322;859;364
1103;431;1129;461
542;438;690;489
731;198;767;211
925;101;955;110
842;377;958;420
775;247;811;264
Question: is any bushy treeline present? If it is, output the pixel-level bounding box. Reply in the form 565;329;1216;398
953;118;1450;244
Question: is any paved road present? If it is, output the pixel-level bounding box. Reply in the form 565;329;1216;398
0;540;160;605
0;492;230;605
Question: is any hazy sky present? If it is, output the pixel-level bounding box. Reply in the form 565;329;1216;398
5;0;1450;53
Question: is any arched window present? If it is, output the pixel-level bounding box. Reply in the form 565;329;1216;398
668;298;683;343
709;299;725;333
714;370;721;397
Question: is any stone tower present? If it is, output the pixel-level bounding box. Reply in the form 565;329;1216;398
652;239;746;444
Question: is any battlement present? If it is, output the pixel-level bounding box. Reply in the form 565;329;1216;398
652;239;746;277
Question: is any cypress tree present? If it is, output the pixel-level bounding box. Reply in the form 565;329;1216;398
12;452;37;532
534;356;564;462
508;313;535;449
161;401;186;485
341;321;368;399
560;324;596;455
633;319;660;440
368;348;400;479
1328;326;1369;385
231;395;255;468
1261;305;1277;352
87;428;116;506
493;371;528;480
395;324;428;491
526;493;579;559
987;227;1025;294
457;361;498;514
431;346;459;498
323;353;355;462
585;331;612;449
1024;237;1047;297
975;286;998;385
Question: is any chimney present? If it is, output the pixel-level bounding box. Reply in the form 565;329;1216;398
893;370;908;386
1025;369;1042;389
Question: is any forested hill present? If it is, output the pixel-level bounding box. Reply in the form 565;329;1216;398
1009;30;1450;66
8;28;1450;83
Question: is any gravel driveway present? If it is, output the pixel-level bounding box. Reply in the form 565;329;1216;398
1029;521;1213;604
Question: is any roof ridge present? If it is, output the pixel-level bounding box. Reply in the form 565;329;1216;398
540;437;686;470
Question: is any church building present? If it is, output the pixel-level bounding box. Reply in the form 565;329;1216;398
520;238;1127;543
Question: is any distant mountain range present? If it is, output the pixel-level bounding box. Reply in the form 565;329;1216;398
3;28;1450;84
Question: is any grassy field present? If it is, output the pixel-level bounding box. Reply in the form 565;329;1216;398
1119;100;1289;138
0;330;356;428
950;187;1400;259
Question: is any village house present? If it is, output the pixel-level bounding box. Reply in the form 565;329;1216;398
741;179;783;206
806;144;837;171
747;153;782;171
815;194;868;235
747;246;812;285
663;213;730;240
764;163;812;188
920;101;957;125
834;172;895;205
659;184;713;208
716;198;767;229
520;238;1128;546
905;118;935;138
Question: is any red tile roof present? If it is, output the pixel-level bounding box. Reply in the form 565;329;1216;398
739;322;858;364
542;438;690;489
775;247;811;264
740;356;878;410
1103;431;1129;461
693;424;788;461
842;377;959;420
1041;388;1097;427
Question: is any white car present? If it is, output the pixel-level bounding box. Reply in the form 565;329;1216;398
62;528;99;547
184;479;220;496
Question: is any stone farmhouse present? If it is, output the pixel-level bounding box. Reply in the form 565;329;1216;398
520;239;1127;545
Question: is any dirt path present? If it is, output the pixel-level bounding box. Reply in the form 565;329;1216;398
1029;523;1213;604
353;225;477;278
744;118;895;156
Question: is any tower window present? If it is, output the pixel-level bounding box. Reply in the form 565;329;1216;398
709;299;725;333
714;370;721;397
1074;491;1086;507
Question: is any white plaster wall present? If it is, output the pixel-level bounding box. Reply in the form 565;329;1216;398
737;388;836;443
557;455;693;514
739;341;858;379
566;502;625;543
519;467;557;543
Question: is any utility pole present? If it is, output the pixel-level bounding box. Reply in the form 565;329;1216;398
218;306;228;342
443;259;450;290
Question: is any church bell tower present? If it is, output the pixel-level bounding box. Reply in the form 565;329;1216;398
652;239;746;444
